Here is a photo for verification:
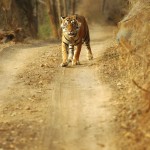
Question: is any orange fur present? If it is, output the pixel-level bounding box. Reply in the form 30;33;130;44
60;14;93;67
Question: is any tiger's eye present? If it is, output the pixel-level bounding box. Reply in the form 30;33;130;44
71;20;75;23
63;21;68;26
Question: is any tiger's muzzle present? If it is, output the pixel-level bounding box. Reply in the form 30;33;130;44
68;31;77;37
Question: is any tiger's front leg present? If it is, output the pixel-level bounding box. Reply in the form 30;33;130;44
60;42;68;67
72;43;82;65
68;44;74;63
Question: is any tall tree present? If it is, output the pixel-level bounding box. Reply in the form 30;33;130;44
15;0;38;38
57;0;62;23
1;0;12;29
102;0;106;14
51;0;59;27
47;0;59;38
71;0;76;14
63;0;67;16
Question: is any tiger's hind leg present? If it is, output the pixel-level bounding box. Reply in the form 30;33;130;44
85;41;93;60
68;44;74;63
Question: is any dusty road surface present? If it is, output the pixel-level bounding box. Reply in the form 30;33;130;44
0;26;119;150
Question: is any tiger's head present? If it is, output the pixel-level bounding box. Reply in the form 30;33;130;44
61;15;81;37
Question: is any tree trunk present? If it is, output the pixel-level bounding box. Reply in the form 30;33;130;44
102;0;106;14
57;0;63;25
47;0;58;39
57;0;62;22
52;0;59;27
63;0;67;16
1;0;12;29
71;0;76;15
34;0;38;34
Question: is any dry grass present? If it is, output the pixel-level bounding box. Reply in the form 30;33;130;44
117;0;150;110
118;0;150;147
99;0;150;149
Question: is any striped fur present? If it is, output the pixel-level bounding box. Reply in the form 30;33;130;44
60;14;93;67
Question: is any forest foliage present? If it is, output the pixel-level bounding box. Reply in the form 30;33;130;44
0;0;128;39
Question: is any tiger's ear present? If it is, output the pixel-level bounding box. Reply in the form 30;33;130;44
72;15;77;20
61;16;66;21
60;17;66;28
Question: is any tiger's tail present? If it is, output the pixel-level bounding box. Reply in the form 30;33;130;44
84;21;93;60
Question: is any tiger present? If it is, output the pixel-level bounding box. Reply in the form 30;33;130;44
60;14;93;67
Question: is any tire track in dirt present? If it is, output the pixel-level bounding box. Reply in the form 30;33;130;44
43;26;119;150
46;67;116;150
0;46;40;101
0;43;60;150
0;26;119;150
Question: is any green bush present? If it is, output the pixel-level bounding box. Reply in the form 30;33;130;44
38;12;51;39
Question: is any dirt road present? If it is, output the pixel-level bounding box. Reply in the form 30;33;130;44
0;26;119;150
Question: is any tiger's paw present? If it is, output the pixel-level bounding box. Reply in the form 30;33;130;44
67;58;72;63
60;62;68;67
68;55;73;63
87;54;93;60
72;60;80;66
